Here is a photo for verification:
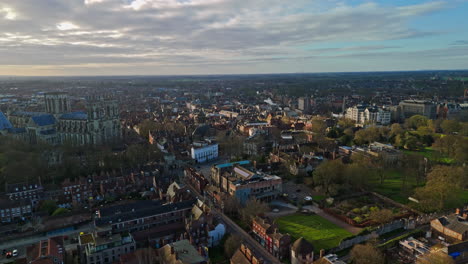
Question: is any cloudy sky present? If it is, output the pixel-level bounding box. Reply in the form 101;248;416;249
0;0;467;76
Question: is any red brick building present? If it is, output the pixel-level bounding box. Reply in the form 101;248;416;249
252;216;291;260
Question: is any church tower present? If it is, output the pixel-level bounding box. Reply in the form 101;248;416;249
44;92;71;116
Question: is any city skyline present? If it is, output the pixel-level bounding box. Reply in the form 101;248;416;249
1;0;468;76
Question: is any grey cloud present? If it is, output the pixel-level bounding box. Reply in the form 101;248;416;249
0;0;459;74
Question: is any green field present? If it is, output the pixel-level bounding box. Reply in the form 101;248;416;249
276;214;352;251
369;170;420;204
368;169;468;205
402;147;454;164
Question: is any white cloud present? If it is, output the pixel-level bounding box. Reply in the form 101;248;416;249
84;0;106;5
56;22;79;31
1;7;17;20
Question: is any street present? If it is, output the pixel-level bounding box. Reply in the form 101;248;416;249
183;177;281;264
0;222;94;264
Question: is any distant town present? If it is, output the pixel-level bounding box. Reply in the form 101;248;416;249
0;71;467;264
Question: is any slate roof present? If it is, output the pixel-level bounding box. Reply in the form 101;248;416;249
7;127;26;134
291;237;314;255
10;111;44;117
95;200;195;226
0;112;12;130
437;215;468;235
98;200;162;218
158;240;205;264
59;112;87;120
31;115;56;126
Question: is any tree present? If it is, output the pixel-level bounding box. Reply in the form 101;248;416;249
369;209;393;224
125;144;148;167
224;234;241;258
417;251;455;264
440;119;461;134
311;117;327;135
138;120;160;139
223;196;240;216
313;159;345;195
389;123;404;137
354;127;382;145
415;166;466;211
405;115;429;130
51;208;70;217
39;200;58;215
350;244;385;264
239;198;269;226
338;118;355;130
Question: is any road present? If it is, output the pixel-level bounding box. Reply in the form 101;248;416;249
0;222;94;264
183;178;281;264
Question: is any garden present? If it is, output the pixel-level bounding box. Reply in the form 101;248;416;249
324;194;411;226
276;214;353;251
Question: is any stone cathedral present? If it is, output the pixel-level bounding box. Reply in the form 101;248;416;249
6;92;121;146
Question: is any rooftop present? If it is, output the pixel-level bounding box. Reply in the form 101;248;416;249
215;160;250;169
59;111;87;120
159;240;205;264
95;200;195;226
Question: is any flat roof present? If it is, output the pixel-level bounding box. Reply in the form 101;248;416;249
215;160;250;169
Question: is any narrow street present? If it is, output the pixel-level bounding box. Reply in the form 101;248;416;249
183;179;281;264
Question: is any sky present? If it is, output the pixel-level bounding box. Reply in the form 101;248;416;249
0;0;467;76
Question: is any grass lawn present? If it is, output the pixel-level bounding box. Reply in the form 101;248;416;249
276;214;352;251
461;190;468;204
402;147;454;164
368;170;421;204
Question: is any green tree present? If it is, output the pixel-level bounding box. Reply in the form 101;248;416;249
40;200;58;215
414;166;466;211
405;115;429;130
354;126;382;145
313;159;345;195
51;207;70;217
440;119;461;134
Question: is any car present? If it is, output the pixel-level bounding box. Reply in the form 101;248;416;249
12;249;18;257
272;208;280;213
304;196;313;201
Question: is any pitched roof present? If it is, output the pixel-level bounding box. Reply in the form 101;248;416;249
291;237;314;255
0;112;12;130
95;200;195;227
31;115;56;126
230;248;251;264
437;215;468;235
158;240;205;264
59;111;87;120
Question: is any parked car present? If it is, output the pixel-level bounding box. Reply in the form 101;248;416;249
12;249;18;257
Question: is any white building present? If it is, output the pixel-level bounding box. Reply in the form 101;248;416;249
345;105;391;125
191;141;218;163
208;223;226;247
